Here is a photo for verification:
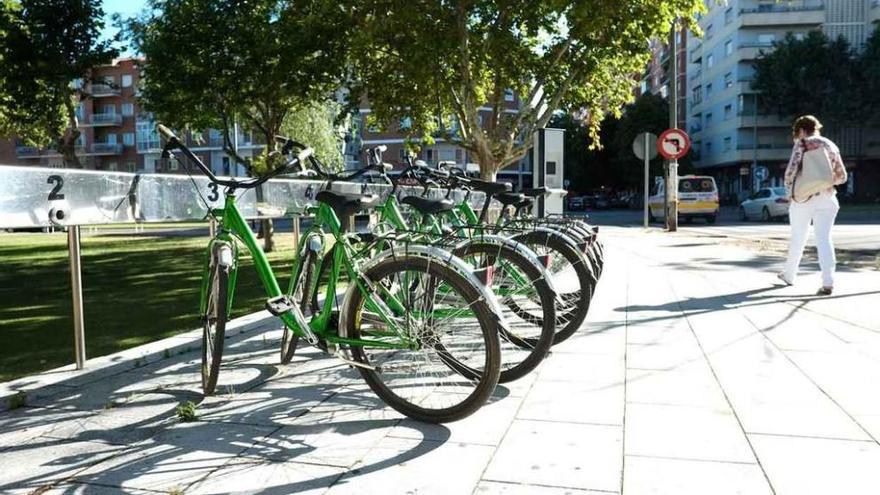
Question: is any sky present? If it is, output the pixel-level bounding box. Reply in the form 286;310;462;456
101;0;147;54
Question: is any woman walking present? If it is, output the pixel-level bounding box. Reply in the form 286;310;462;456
778;115;848;295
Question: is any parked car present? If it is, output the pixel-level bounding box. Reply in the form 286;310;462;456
567;196;585;211
609;194;631;209
739;187;789;221
592;194;610;209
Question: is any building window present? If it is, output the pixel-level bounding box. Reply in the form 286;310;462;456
758;33;776;45
399;148;407;161
136;118;161;151
123;133;135;146
706;141;713;154
723;136;732;151
724;8;733;25
425;149;434;164
504;89;515;102
398;117;412;131
725;40;733;56
707;54;714;68
122;74;133;88
125;160;136;172
107;162;118;171
705;24;713;39
705;112;713;127
706;83;713;96
122;103;134;116
455;149;463;163
724;104;732;119
692;86;702;104
102;104;116;115
724;72;733;88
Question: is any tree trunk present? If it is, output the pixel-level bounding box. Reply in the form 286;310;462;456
60;98;83;168
480;167;497;182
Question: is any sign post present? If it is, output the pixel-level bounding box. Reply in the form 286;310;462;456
633;132;658;228
657;128;691;232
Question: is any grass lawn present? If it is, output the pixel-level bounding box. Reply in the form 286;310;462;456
0;231;298;382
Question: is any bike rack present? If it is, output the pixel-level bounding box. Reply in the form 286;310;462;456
0;165;489;370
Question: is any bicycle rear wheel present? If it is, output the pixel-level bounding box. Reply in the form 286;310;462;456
453;242;555;383
514;230;594;344
343;255;501;423
202;250;229;395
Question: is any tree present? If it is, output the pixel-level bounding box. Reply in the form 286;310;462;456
280;100;345;172
752;31;862;128
861;26;880;128
128;0;349;251
0;0;119;167
346;0;704;180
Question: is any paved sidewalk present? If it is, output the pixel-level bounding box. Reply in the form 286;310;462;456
2;227;879;494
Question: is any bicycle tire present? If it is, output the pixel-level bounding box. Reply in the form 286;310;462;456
202;251;228;395
513;230;593;344
344;256;501;423
453;242;555;383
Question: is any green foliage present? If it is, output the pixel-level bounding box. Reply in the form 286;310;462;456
128;0;350;175
346;0;704;178
554;93;686;192
752;31;864;127
0;0;118;166
175;400;198;422
862;27;880;128
280;100;345;172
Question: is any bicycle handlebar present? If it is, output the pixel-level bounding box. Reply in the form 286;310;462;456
158;124;313;190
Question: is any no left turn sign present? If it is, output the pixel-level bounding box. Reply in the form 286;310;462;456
657;129;691;160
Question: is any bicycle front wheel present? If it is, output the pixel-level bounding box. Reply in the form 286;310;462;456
343;255;501;423
202;251;229;395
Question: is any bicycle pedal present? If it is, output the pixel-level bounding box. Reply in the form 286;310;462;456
265;295;293;316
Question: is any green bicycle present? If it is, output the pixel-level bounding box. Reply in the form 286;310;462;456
159;126;503;423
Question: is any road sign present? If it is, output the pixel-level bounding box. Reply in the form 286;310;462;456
657;129;691;160
755;165;769;182
632;132;658;160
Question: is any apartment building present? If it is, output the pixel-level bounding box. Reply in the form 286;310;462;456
0;58;259;176
346;91;533;185
687;0;880;200
637;27;689;130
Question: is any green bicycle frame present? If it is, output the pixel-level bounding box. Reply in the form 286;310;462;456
200;193;414;350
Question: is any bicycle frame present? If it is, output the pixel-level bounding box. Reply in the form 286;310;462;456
200;193;415;351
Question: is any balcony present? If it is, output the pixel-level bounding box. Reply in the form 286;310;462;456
137;140;161;152
91;143;123;155
16;146;40;157
740;4;824;27
90;84;121;97
88;113;122;126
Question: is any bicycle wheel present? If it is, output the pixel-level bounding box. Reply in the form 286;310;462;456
513;230;594;344
453;242;555;383
202;249;229;395
343;255;501;423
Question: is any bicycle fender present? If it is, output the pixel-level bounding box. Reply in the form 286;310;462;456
453;235;558;295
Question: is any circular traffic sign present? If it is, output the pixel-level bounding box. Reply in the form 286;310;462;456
755;165;769;181
632;132;659;160
657;129;691;160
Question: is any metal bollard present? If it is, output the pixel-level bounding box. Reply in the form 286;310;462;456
68;226;86;369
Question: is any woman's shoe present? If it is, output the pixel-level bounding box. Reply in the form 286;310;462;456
816;286;833;296
776;272;793;286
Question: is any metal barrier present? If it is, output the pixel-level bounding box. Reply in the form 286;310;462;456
0;165;487;369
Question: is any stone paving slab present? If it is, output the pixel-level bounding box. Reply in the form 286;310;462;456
2;226;880;494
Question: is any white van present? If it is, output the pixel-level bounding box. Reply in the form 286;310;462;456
648;175;720;224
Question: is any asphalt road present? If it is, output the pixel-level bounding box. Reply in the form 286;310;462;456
577;206;880;253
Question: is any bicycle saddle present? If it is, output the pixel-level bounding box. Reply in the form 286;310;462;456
521;187;549;197
466;179;510;195
400;195;455;215
496;192;525;207
316;190;382;220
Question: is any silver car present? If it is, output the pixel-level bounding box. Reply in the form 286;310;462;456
739;187;790;221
